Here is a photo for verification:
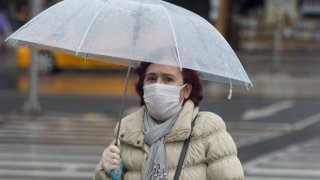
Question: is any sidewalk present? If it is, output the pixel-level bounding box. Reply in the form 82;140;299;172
205;51;320;99
206;72;320;99
1;49;319;99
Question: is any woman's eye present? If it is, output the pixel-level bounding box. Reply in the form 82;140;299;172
147;76;156;81
164;77;174;83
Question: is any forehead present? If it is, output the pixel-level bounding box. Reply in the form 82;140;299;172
146;64;181;76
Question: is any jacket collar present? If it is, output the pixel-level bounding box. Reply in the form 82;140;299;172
165;100;199;142
118;100;199;148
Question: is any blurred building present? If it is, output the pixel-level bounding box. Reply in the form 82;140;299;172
230;0;320;52
1;0;60;32
170;0;320;53
165;0;231;37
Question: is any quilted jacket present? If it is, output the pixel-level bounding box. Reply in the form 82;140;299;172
94;100;244;180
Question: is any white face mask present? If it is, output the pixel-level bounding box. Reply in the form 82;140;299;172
143;83;186;122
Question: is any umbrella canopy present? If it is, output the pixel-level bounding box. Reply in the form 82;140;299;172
6;0;252;88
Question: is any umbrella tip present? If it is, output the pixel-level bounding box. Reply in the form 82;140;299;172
4;37;10;42
227;89;232;100
245;82;253;91
228;79;233;100
6;39;20;47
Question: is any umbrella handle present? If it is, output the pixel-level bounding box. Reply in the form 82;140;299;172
111;164;123;180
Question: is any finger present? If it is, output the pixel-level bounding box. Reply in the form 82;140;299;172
102;158;110;171
102;148;109;157
109;145;120;154
103;158;119;172
110;158;120;166
103;154;119;166
102;155;110;164
109;152;120;160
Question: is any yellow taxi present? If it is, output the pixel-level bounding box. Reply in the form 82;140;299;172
16;45;127;73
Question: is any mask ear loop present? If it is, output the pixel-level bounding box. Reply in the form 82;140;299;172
181;83;187;89
228;79;233;100
180;83;189;105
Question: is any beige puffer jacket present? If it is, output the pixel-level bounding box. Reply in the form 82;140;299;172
94;100;244;180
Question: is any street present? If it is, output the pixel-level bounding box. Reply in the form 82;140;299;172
0;72;320;179
0;114;113;180
244;137;320;180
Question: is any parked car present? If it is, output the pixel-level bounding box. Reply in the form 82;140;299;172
16;45;127;73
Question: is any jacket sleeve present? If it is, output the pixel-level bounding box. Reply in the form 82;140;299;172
93;159;112;180
202;112;244;180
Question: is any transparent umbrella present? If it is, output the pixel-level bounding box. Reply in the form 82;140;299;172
6;0;252;178
6;0;252;87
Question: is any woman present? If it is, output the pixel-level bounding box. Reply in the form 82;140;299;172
94;62;244;180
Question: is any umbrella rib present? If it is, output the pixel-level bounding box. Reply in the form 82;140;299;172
157;1;182;70
76;0;114;55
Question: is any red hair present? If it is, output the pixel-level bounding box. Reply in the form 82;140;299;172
134;62;203;106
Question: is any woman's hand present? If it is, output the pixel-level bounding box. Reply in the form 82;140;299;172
102;140;121;175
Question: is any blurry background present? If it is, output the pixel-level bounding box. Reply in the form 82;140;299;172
0;0;319;179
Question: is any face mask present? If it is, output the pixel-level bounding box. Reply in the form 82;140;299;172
143;83;186;122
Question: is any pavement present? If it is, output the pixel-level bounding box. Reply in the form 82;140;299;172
0;114;114;180
244;137;320;180
1;48;320;100
206;51;320;100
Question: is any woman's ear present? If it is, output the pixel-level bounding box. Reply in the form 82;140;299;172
183;83;192;99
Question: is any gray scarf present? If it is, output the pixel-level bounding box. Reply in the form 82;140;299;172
143;110;179;180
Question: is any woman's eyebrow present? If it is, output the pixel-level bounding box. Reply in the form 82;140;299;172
161;73;175;78
146;72;157;76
